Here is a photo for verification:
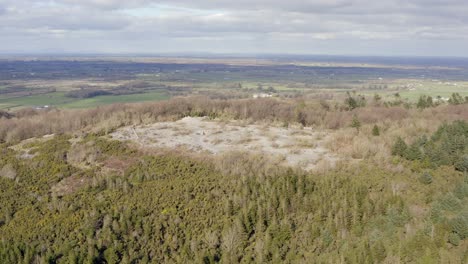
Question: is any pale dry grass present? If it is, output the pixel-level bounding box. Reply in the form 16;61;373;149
1;96;466;143
211;138;224;145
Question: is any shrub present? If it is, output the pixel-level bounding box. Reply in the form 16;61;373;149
453;183;468;199
448;233;461;246
450;214;468;240
344;92;366;110
455;155;468;172
430;203;443;223
386;207;410;227
350;115;361;132
439;193;462;212
419;172;433;185
372;125;380;136
417;95;434;109
392;137;408;157
404;143;422;161
448;93;466;105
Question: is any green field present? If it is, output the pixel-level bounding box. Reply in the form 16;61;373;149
0;91;169;110
1;74;467;110
62;91;170;108
0;92;72;109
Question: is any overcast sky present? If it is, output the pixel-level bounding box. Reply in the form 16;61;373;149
1;0;468;56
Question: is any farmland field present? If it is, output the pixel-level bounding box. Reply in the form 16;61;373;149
0;92;72;109
62;91;170;108
1;56;468;110
0;91;169;109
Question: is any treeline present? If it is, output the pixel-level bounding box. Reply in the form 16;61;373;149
0;85;56;97
416;93;468;109
1;135;467;263
66;89;112;99
343;92;468;110
1;96;467;143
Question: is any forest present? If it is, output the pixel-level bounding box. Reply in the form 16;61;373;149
0;93;467;263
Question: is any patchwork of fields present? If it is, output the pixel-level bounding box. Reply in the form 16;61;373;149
1;57;468;110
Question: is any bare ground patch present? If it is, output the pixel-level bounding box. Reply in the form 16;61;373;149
111;117;339;170
51;173;91;197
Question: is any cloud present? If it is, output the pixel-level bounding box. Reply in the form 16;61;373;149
0;3;129;31
57;0;152;10
0;0;468;56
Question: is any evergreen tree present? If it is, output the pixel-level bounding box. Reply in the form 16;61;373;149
448;93;465;105
345;96;358;110
417;95;434;109
372;125;380;136
419;172;433;185
373;94;382;104
351;115;361;132
404;143;422;161
392;137;408;156
448;233;461;246
455;155;468;172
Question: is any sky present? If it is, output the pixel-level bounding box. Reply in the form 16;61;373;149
1;0;468;56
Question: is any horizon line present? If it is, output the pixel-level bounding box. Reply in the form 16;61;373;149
1;52;468;60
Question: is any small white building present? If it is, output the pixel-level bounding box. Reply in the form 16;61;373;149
253;93;273;99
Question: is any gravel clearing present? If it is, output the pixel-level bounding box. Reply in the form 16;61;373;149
111;117;338;170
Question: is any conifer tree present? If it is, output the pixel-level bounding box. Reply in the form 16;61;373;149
392;137;408;156
419;172;433;185
351;115;361;132
404;143;422;161
372;125;380;136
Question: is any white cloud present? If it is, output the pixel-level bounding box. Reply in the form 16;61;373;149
0;0;467;55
